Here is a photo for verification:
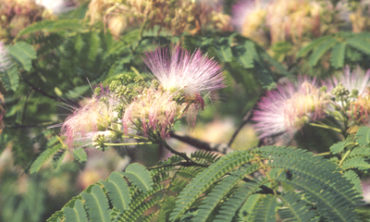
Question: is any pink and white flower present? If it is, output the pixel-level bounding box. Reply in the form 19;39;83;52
327;66;370;125
253;78;328;138
61;95;117;148
122;87;187;138
328;66;370;97
144;46;224;96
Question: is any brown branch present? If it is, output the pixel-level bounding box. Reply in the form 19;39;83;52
149;161;208;170
227;109;253;147
162;141;207;167
169;132;231;154
22;77;78;106
6;122;58;129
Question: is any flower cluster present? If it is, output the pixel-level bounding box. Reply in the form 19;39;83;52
328;66;370;126
252;66;370;140
122;87;187;138
0;0;44;39
61;47;224;149
253;78;327;138
232;0;334;46
61;94;118;148
86;0;232;38
145;46;224;96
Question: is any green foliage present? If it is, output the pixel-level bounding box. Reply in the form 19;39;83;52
0;65;20;92
16;19;86;38
48;163;154;222
214;181;263;222
258;146;361;221
245;194;277;222
72;148;87;163
123;163;154;192
82;186;111;222
329;127;370;185
2;2;370;221
357;127;370;146
297;32;370;69
103;172;131;211
50;146;363;222
8;41;37;72
278;192;318;222
29;136;63;174
169;151;258;221
0;41;36;91
63;200;88;222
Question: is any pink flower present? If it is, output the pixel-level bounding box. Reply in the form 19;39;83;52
253;78;327;138
122;88;186;138
61;95;117;148
144;46;224;96
328;66;370;97
327;66;370;125
0;42;11;73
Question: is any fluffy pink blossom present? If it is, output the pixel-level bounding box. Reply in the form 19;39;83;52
253;78;327;138
328;66;370;97
0;42;11;73
144;46;224;96
327;66;370;125
122;88;187;138
61;96;116;148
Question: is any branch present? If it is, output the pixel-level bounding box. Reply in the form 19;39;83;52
162;141;191;162
227;109;253;147
22;76;78;106
169;132;231;154
149;161;208;170
6;122;58;129
162;141;207;167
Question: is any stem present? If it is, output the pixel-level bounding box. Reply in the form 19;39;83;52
149;161;208;170
22;75;78;106
228;109;253;147
339;149;351;167
309;123;342;133
104;142;152;147
107;127;148;140
162;141;208;167
315;152;331;156
7;122;58;129
170;132;231;154
162;142;192;162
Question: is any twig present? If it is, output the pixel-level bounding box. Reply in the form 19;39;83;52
162;141;207;167
22;77;78;106
227;109;253;147
7;122;58;129
162;141;192;162
169;132;231;154
149;161;208;170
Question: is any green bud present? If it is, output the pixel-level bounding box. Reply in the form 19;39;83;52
93;134;106;150
332;83;349;101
